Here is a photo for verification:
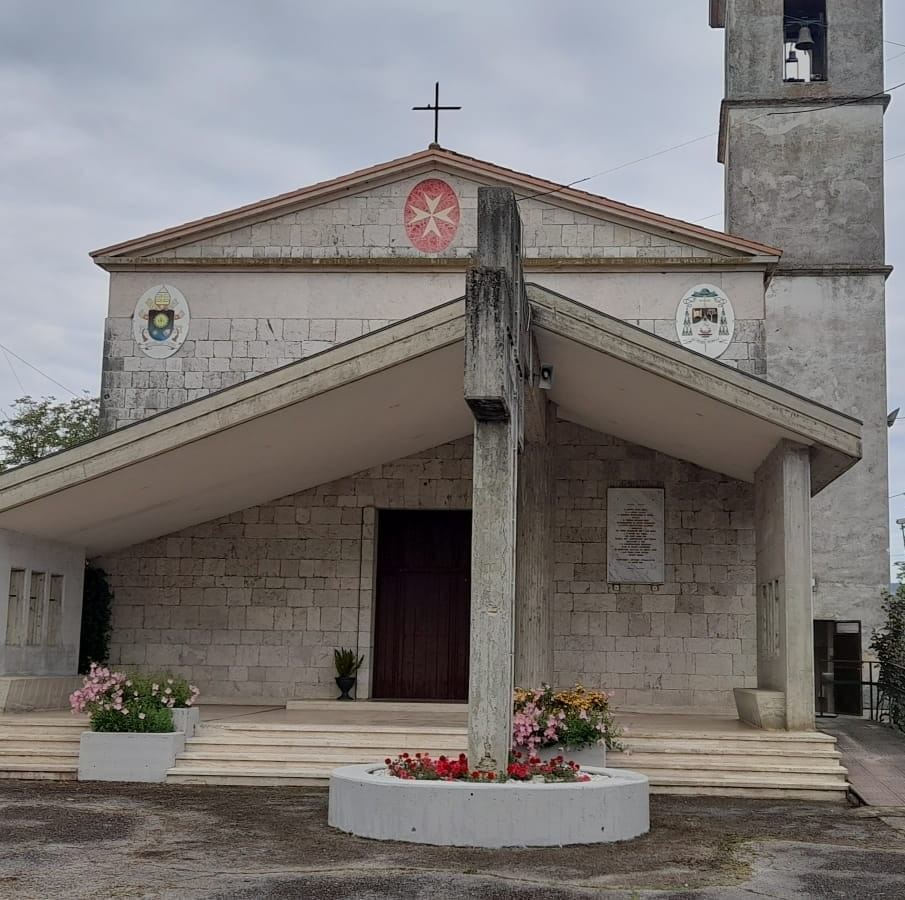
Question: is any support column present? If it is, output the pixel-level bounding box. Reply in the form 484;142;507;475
514;381;555;688
745;440;816;731
465;187;526;773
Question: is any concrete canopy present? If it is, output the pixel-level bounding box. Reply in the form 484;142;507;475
0;288;860;556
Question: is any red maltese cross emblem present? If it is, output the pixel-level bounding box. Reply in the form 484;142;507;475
404;178;460;253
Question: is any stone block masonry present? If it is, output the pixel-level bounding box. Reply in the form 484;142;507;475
553;422;757;711
153;172;721;263
99;423;756;710
99;314;764;432
97;169;761;433
99;438;474;701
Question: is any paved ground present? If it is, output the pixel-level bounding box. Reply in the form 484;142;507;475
819;716;905;805
3;782;905;898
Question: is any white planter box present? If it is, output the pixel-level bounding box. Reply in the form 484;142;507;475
535;743;606;769
171;707;201;738
78;731;185;783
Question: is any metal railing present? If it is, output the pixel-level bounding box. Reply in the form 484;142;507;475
818;659;905;728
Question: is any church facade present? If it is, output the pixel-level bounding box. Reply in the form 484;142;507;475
0;0;888;730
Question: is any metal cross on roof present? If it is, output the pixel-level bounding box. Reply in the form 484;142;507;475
412;82;461;149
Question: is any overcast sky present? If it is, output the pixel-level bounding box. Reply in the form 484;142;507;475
1;0;904;572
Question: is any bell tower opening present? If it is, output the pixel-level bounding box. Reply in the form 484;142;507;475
783;0;827;83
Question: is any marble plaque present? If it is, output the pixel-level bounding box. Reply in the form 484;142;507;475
607;488;665;584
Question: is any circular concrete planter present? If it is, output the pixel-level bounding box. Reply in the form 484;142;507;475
328;764;649;847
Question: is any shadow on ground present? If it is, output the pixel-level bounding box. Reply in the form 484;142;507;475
1;781;904;898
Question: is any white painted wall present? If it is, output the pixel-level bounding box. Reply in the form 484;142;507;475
0;529;85;676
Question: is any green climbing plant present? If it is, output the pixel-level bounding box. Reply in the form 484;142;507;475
79;563;113;674
871;564;905;732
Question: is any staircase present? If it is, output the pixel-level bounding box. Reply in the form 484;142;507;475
0;716;82;781
167;721;468;786
167;717;849;800
608;727;849;801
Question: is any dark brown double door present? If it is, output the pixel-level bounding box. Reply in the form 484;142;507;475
372;510;471;701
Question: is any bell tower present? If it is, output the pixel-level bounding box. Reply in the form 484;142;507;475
712;1;890;653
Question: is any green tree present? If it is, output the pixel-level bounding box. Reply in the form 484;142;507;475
871;565;905;731
0;395;99;472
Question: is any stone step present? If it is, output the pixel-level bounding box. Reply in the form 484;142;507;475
0;728;86;747
613;762;847;784
613;744;841;759
166;769;328;787
207;722;467;736
173;757;335;773
186;736;466;753
0;763;77;779
0;747;79;759
621;729;835;743
0;718;85;729
654;785;849;801
164;764;849;798
0;754;81;767
184;744;464;760
192;731;467;749
620;738;833;754
608;754;846;775
285;701;467;714
644;771;848;792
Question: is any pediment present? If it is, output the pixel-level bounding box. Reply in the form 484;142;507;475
90;148;780;266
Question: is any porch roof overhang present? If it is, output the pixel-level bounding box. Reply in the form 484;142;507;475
0;287;860;556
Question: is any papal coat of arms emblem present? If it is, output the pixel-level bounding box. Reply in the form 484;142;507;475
132;284;191;358
675;284;735;359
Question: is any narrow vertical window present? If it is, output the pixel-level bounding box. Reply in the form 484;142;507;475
26;571;46;646
5;569;25;646
46;575;64;647
784;1;827;83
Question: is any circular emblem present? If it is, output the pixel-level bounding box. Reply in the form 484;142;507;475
404;178;460;253
132;283;191;359
676;284;735;359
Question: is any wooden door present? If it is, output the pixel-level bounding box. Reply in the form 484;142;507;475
372;510;471;701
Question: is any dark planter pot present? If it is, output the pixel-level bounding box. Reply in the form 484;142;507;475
335;675;357;701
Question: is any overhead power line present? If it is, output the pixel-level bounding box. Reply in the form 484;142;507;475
0;342;79;398
768;80;905;116
2;348;25;394
516;132;717;203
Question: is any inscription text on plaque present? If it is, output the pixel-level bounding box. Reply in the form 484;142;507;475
607;488;665;584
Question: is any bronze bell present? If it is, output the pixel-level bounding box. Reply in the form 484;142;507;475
795;26;816;51
786;48;799;64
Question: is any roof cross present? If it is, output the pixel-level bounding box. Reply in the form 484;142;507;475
412;82;461;149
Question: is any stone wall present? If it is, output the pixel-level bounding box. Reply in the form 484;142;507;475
552;423;757;711
100;312;765;432
99;437;474;700
100;314;394;432
99;423;756;710
151;172;723;262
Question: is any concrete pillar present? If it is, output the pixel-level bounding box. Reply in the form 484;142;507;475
750;440;816;731
464;187;527;773
514;380;555;688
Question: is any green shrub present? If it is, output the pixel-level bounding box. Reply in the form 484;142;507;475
70;664;199;733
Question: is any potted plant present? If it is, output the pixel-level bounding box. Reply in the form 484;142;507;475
70;663;200;782
512;684;621;768
334;648;364;700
